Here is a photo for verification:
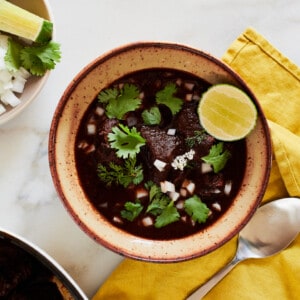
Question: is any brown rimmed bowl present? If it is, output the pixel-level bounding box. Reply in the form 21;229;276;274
48;42;272;262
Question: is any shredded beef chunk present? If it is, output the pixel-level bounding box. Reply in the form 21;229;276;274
96;118;122;166
176;102;202;137
140;126;184;183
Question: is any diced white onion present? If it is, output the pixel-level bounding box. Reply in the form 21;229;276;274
186;182;196;195
185;93;193;101
160;180;175;193
142;216;153;227
113;216;123;224
12;76;27;93
224;180;232;195
99;202;108;208
1;90;21;107
0;34;31;112
168;191;180;201
87;123;97;135
136;187;148;199
95;106;105;116
154;159;167;172
180;188;188;197
176;78;182;86
176;200;185;209
184;82;195;91
0;104;6;115
201;162;213;174
212;202;221;211
167;128;176;136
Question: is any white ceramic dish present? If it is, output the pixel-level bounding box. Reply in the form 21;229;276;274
0;0;52;125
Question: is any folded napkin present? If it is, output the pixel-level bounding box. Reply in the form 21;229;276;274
93;28;300;300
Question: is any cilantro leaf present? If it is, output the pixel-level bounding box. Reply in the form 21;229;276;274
155;83;183;115
121;202;143;221
108;124;146;159
141;106;161;125
97;87;119;104
98;83;142;120
97;157;143;187
201;142;231;173
184;195;210;223
20;41;61;76
4;38;23;71
146;182;169;216
154;201;180;228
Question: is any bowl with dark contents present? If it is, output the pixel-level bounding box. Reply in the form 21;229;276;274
49;42;272;262
0;228;87;299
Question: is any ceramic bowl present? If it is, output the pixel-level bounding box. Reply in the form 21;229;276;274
49;42;272;262
0;0;52;125
0;227;87;299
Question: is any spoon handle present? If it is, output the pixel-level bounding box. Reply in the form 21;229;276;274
186;257;239;300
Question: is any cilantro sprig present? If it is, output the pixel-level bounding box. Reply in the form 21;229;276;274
142;106;161;125
98;83;142;120
121;202;143;221
97;157;143;188
4;38;61;76
108;124;146;159
201;142;231;173
184;195;210;223
155;82;183;115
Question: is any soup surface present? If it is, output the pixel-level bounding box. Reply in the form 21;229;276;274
75;69;246;240
0;238;64;299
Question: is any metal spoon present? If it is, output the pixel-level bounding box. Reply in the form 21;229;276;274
187;197;300;300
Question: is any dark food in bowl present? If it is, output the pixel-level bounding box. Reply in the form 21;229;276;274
75;68;247;240
0;238;63;299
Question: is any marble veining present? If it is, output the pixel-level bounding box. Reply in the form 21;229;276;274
1;0;300;298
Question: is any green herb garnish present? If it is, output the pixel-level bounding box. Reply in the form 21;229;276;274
5;38;61;76
155;82;183;115
97;157;143;188
142;106;161;125
146;181;170;216
154;201;180;228
121;202;143;221
201;142;231;173
184;195;210;224
108;124;146;159
185;130;207;148
98;83;142;120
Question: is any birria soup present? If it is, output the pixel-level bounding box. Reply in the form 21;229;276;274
75;68;246;240
0;237;64;299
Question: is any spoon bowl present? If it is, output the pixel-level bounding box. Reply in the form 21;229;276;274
187;197;300;299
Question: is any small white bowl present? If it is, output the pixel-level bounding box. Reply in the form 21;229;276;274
0;0;52;125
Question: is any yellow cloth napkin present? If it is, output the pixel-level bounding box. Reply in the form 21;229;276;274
93;28;300;300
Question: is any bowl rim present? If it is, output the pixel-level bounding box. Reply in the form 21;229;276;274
0;226;87;299
49;41;272;262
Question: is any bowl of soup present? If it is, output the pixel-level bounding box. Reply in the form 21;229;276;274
48;42;272;262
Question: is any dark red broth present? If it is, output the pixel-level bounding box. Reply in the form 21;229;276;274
75;69;246;240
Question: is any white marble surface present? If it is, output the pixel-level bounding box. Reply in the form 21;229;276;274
1;0;300;298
